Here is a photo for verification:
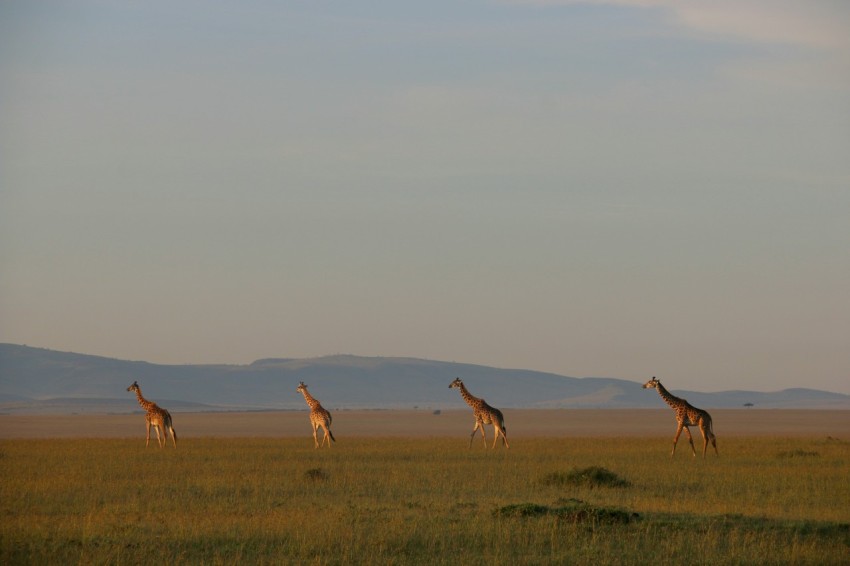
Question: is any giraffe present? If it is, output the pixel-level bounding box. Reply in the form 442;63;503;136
642;377;717;458
126;381;177;448
449;377;509;448
296;381;336;448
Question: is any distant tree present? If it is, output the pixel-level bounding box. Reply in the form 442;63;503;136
744;402;754;408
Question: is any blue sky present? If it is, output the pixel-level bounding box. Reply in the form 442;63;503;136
2;1;848;394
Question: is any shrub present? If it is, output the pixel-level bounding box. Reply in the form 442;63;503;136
304;467;329;482
494;499;638;524
776;450;819;459
493;503;550;518
541;466;631;489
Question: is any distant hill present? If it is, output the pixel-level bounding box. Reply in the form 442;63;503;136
1;344;848;414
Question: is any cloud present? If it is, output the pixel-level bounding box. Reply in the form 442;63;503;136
674;1;850;50
509;0;850;51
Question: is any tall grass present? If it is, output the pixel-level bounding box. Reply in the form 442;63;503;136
1;436;848;564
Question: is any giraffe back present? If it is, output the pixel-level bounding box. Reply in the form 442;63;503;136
297;382;332;425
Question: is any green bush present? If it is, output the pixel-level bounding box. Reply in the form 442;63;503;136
541;466;631;488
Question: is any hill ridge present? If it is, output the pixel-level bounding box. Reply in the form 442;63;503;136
1;343;848;414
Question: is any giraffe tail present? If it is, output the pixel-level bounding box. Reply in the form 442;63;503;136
328;429;336;443
497;412;507;435
164;410;177;444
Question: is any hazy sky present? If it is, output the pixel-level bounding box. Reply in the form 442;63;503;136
2;1;848;394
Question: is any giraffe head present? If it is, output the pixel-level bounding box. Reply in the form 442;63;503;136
449;377;463;389
642;377;660;389
296;381;308;394
127;381;140;393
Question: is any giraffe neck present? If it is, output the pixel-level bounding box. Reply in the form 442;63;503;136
457;383;482;408
654;382;685;410
134;389;158;413
300;390;321;410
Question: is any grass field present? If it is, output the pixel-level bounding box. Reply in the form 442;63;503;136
2;435;848;565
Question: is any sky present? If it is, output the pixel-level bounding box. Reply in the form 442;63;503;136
1;1;848;394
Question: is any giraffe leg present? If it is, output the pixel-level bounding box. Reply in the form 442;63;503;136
469;422;482;448
169;426;177;448
145;420;152;448
671;423;684;457
478;422;488;448
705;418;720;456
154;424;164;448
682;426;696;457
312;424;320;449
491;424;508;449
492;425;499;449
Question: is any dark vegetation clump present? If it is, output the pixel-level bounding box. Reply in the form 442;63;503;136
494;503;550;518
776;449;819;459
551;499;638;524
494;499;638;524
304;467;329;482
657;513;850;542
541;466;631;489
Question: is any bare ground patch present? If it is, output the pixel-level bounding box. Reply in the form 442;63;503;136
1;409;848;439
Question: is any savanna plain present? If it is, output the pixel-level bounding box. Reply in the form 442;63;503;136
1;410;849;565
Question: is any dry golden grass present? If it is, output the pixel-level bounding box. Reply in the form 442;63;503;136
1;419;849;565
